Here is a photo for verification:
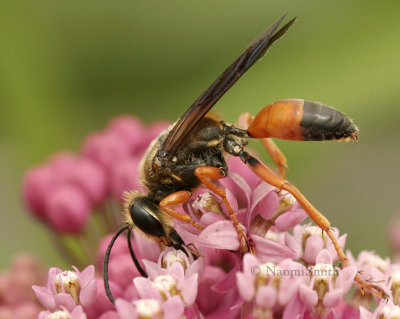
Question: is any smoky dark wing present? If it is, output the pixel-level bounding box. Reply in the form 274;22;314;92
159;13;297;158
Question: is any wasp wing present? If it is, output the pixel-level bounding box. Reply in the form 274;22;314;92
159;14;296;158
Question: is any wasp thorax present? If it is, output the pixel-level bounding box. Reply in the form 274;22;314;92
129;197;165;238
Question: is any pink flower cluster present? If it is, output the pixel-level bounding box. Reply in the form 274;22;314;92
0;255;46;319
22;116;169;234
19;115;400;318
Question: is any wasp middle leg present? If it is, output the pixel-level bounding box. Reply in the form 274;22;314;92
194;166;254;254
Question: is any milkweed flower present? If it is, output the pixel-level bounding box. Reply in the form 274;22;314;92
134;262;199;306
0;254;45;319
236;253;306;318
298;250;357;317
285;223;347;264
32;266;96;312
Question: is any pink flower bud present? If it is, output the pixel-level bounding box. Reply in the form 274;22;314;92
49;153;107;206
22;166;55;219
108;254;141;289
48;152;80;182
12;301;42;319
71;159;107;206
110;157;142;198
82;132;131;172
45;185;91;234
107;115;147;153
97;234;130;269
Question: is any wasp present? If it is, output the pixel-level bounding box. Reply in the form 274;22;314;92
104;14;384;303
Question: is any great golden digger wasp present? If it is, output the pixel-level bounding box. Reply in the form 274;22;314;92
103;13;385;303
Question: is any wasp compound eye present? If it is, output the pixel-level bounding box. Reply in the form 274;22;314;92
130;197;165;238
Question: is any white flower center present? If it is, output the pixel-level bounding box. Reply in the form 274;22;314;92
379;305;400;319
255;263;281;289
392;271;400;286
54;271;81;304
162;250;187;270
45;310;71;319
193;192;223;215
265;230;279;242
361;254;387;273
258;263;280;277
312;263;335;283
391;270;400;305
134;299;161;319
151;275;178;299
304;226;325;238
276;190;296;214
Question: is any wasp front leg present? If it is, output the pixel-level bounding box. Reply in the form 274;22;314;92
160;191;204;230
194;166;254;254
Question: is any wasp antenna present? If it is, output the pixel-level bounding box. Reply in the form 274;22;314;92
103;225;130;304
127;228;148;277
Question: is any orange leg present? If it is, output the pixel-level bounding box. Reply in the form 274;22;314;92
160;191;204;230
237;112;287;178
194;166;254;254
261;138;288;179
240;150;386;297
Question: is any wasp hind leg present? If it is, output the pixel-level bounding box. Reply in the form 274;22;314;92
224;138;385;297
194;166;255;254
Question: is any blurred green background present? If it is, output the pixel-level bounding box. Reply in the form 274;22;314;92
1;0;399;268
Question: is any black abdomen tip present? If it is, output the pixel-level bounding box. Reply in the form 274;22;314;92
301;101;358;141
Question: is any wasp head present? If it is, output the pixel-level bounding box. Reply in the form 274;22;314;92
122;191;189;253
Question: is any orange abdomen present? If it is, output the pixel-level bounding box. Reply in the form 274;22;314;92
247;99;358;141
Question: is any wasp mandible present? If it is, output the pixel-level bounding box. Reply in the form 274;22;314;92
104;13;384;303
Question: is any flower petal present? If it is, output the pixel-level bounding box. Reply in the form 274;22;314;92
359;306;373;319
250;185;278;224
323;288;344;308
316;249;333;265
299;284;318;306
115;298;137;319
256;285;276;309
32;285;56;310
252;235;296;263
79;276;97;307
304;235;324;264
275;210;307;231
182;273;198;305
163;296;185;319
54;293;77;312
196;221;240;250
236;272;255;301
